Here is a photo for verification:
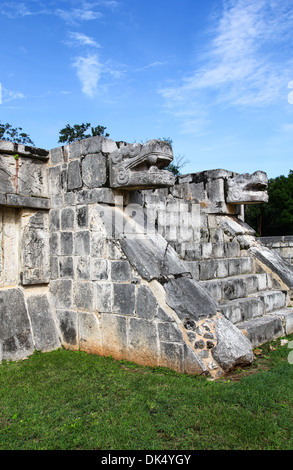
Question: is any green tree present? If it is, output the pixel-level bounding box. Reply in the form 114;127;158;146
58;123;109;144
0;121;34;145
245;170;293;236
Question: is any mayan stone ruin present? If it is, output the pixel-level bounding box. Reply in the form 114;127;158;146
0;135;293;379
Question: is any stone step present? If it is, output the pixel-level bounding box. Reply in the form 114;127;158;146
219;296;265;324
176;240;241;261
267;308;293;336
257;290;288;312
219;291;288;324
237;315;284;348
198;274;272;302
186;256;255;281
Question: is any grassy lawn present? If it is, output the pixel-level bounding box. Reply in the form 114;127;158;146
0;334;292;451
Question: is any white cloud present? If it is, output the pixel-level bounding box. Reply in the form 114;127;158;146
66;32;101;48
136;61;167;72
0;1;47;18
72;54;102;98
55;7;103;25
159;0;293;134
0;1;114;24
1;87;26;103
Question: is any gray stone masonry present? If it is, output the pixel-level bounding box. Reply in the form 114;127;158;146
1;136;293;379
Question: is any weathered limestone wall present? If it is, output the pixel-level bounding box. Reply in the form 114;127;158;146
260;236;293;263
0;141;60;362
46;139;221;376
2;135;292;379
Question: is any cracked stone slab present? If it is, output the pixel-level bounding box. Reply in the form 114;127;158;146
251;246;293;290
212;316;254;371
119;232;189;281
164;276;218;322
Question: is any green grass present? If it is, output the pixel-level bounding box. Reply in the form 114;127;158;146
0;335;293;450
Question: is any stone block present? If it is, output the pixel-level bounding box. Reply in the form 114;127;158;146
160;342;184;372
259;290;286;312
113;283;136;315
128;317;159;365
75;256;90;280
50;146;63;164
0;192;6;205
67;160;82;190
243;274;259;295
55;309;78;349
0;288;34;361
251;246;293;290
76;205;88;228
221;277;246;301
222;296;266;324
212;316;254;371
26;294;60;352
60;232;73;255
183;344;207;375
77;188;115;205
198;280;222;301
181;242;201;261
238;315;284;348
74;281;94;311
190;182;205;201
90;258;109;280
201;242;213;259
95;282;113;313
74;231;90;256
79;312;102;355
199;260;217;281
212;242;226;259
81;153;107;188
80;136;103;155
164;277;218;323
111;260;131;282
18;158;49;198
158;322;183;342
49;209;60;232
216;259;229;278
136;285;157;319
157;307;174;322
185;261;200;280
50;256;59;279
6;194;50;210
224;240;240;258
227;258;242;277
50;280;73;309
61;208;75;230
59;257;74;278
21;212;50;285
209;228;224;244
269;308;293;335
64;192;76;206
91;233;107;258
49;166;62;197
101;313;127;359
206;178;225;202
120;233;188;282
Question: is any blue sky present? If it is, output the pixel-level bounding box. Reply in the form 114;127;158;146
1;0;293;178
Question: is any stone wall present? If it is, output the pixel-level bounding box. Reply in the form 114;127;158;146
1;135;292;378
47;137;252;378
260;236;293;263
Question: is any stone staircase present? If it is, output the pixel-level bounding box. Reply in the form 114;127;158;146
182;244;293;348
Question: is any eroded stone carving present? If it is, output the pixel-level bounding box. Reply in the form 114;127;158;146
109;139;175;189
226;171;269;204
